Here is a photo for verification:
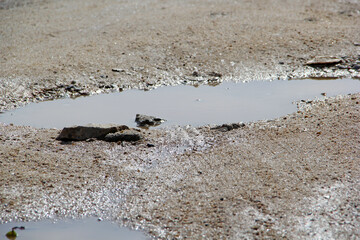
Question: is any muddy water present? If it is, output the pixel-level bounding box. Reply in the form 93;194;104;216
1;78;359;128
0;218;148;240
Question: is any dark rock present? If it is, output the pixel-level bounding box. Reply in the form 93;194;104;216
192;71;200;77
337;64;349;69
304;17;316;22
211;123;245;132
112;68;125;73
147;143;155;147
306;56;342;67
135;114;166;127
208;71;222;78
104;129;142;142
56;124;129;141
65;85;82;92
351;64;360;70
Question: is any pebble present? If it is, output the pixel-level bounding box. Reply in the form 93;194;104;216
112;68;126;73
104;129;142;142
135;114;166;128
306;56;342;67
211;123;245;132
208;71;222;78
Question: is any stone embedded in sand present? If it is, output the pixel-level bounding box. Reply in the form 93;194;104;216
135;114;165;127
56;124;129;141
104;129;142;142
211;123;245;132
306;56;342;66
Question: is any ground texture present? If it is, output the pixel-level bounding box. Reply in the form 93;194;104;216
0;0;360;239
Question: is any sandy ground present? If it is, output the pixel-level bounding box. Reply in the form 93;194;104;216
1;0;360;239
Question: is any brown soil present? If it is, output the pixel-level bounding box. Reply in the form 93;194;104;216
0;0;359;239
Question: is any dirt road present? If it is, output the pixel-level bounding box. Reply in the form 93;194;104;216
1;0;360;239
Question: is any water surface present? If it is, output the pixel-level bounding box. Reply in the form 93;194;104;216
0;218;148;240
1;78;359;128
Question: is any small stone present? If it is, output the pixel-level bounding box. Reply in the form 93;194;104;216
211;123;245;131
192;71;200;77
306;56;342;67
79;90;90;96
337;64;348;69
321;92;326;96
85;138;96;142
208;71;222;78
354;42;360;46
112;68;125;73
147;143;155;147
104;129;142;142
65;85;82;92
304;17;316;22
135;114;166;127
351;64;360;70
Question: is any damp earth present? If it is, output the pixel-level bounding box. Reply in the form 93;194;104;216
1;0;360;239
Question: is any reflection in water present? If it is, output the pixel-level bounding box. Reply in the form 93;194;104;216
1;218;148;240
0;78;359;129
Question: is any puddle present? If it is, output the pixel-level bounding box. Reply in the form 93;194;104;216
0;78;359;128
0;218;148;240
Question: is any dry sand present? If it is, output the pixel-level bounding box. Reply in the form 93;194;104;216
0;0;360;239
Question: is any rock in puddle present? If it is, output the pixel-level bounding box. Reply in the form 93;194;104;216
135;114;166;128
56;124;129;141
104;129;142;142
